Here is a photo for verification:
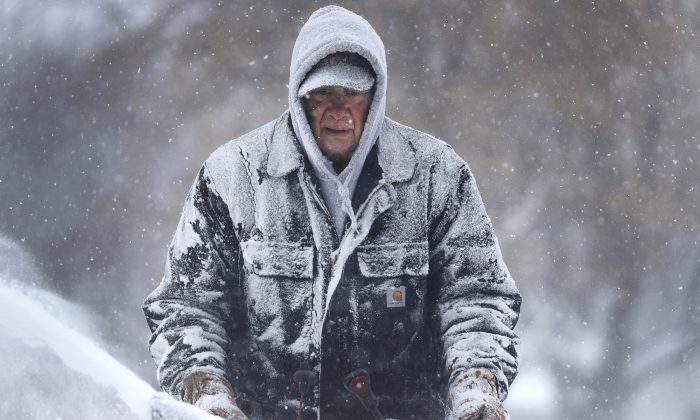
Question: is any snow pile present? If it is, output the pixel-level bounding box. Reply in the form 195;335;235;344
0;281;156;418
0;237;216;419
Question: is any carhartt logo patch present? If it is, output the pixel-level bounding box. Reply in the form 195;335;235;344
386;286;406;308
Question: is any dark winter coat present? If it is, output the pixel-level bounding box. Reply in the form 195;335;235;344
143;112;521;419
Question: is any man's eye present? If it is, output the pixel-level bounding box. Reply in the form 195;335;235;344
309;92;329;102
346;89;372;101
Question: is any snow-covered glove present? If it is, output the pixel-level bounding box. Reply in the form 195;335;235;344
446;369;509;420
181;371;249;420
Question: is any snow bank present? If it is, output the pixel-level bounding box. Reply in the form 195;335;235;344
0;235;217;419
0;280;221;419
0;281;156;417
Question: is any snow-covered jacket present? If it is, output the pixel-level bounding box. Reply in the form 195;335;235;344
143;112;521;419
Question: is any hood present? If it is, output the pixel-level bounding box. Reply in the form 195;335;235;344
288;5;387;237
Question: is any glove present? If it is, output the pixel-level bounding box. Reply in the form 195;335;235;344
181;371;249;420
446;369;509;420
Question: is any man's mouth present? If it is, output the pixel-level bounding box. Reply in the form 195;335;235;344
323;127;352;134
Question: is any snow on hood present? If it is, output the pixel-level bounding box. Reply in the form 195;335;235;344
288;5;388;237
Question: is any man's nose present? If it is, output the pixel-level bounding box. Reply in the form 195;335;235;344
327;102;349;120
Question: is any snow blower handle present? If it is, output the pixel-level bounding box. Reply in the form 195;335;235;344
343;369;390;420
293;369;317;420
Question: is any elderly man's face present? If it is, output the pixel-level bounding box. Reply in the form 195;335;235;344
304;87;372;169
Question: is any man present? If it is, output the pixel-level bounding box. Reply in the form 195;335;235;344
143;6;521;420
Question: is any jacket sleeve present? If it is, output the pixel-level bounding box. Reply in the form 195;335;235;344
142;162;241;398
428;146;521;401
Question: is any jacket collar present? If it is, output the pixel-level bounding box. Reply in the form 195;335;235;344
267;113;416;183
266;113;304;177
376;118;416;183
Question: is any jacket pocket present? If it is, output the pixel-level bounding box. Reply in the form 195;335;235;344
240;240;314;279
356;241;429;278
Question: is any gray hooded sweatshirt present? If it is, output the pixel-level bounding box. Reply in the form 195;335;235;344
288;5;387;238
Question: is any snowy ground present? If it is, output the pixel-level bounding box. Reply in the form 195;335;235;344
0;279;216;420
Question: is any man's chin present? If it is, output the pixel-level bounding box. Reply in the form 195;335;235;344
323;148;352;162
319;134;355;149
319;144;355;166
